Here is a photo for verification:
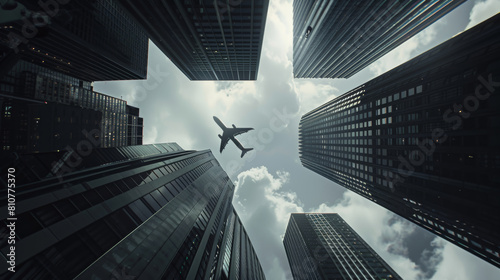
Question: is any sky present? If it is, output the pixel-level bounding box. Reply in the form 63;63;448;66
94;1;500;279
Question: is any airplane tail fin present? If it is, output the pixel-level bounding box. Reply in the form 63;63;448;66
241;148;253;158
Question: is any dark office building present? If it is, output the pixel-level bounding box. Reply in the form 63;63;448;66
0;100;102;152
0;143;265;279
0;60;142;152
126;105;143;146
284;213;402;280
299;15;500;267
115;0;269;80
293;0;466;78
0;0;148;81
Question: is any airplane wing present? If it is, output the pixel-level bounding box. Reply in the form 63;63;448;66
219;133;231;153
228;127;253;137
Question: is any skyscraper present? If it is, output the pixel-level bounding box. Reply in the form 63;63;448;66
284;213;402;280
126;105;144;146
0;143;265;279
1;0;148;81
115;0;270;80
293;0;466;78
299;14;500;267
0;60;143;152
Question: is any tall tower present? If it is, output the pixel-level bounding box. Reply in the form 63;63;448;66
126;105;144;146
284;213;402;280
298;14;500;267
1;0;148;153
1;0;149;81
0;60;143;152
293;0;466;78
0;143;265;279
115;0;270;80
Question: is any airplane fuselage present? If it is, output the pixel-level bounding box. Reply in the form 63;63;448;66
213;116;226;130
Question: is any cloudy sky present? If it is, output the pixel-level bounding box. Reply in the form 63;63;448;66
94;1;500;279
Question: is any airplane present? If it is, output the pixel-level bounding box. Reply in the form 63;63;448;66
213;116;254;158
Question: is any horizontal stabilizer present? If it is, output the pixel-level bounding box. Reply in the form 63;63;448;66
241;148;253;158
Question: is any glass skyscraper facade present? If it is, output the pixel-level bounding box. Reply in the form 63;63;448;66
1;0;148;81
0;143;265;279
299;14;500;268
284;213;402;280
116;0;269;80
0;60;143;152
126;105;144;146
293;0;466;78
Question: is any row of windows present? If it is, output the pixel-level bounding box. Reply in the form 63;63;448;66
302;89;364;121
301;99;367;132
301;146;374;164
302;162;375;199
375;85;423;107
308;215;387;278
302;135;356;148
302;119;373;137
31;72;126;114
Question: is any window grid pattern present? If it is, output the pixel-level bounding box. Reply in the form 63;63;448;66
115;0;269;80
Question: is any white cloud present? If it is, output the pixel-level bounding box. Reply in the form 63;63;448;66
234;166;303;225
263;0;293;66
144;126;157;144
465;0;500;30
368;23;440;76
419;238;446;279
233;166;303;279
208;82;258;115
295;81;338;115
430;240;500;280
